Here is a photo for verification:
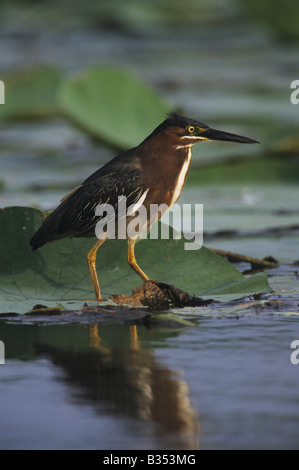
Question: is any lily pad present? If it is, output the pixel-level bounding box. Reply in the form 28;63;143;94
0;65;62;120
58;66;170;149
0;206;270;313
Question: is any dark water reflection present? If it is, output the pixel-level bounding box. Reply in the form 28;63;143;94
1;315;299;449
0;321;199;449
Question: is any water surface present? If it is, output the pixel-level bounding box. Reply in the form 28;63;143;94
1;315;299;450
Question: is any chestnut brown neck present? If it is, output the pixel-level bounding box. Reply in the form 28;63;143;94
138;133;192;207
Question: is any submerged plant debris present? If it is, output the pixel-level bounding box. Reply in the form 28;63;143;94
111;281;214;310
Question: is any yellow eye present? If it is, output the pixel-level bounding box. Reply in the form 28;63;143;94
187;126;195;133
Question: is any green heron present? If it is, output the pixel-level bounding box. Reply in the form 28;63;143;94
30;112;258;302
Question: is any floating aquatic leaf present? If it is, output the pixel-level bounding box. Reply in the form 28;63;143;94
58;66;170;148
0;207;270;313
0;65;62;120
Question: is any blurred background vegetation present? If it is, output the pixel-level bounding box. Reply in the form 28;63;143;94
0;0;298;213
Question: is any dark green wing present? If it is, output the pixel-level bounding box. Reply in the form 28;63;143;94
59;169;146;235
30;165;146;249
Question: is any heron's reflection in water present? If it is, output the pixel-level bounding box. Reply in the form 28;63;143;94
37;324;199;449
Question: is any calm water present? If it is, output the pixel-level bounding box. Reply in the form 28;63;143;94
1;314;299;450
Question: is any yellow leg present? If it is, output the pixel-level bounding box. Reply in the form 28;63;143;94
127;237;149;281
87;237;107;302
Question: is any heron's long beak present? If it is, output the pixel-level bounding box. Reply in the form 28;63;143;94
203;127;259;144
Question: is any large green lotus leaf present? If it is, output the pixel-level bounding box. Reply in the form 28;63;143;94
0;207;270;313
58;66;170;149
0;66;62;120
